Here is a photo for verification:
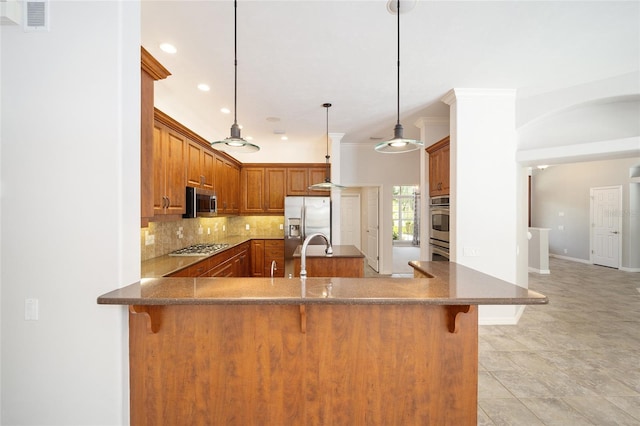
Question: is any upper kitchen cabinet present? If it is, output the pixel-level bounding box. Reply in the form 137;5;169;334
286;164;331;196
186;139;215;191
214;154;241;215
426;136;450;197
153;116;187;217
141;47;170;226
241;165;286;214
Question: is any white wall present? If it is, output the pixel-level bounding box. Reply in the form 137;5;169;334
341;143;420;274
1;1;138;424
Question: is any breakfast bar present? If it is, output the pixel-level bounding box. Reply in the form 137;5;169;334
98;262;547;425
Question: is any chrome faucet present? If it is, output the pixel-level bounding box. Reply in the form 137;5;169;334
270;260;277;278
299;232;333;278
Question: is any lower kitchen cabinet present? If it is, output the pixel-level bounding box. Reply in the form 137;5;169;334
264;240;285;277
168;242;251;278
249;239;285;278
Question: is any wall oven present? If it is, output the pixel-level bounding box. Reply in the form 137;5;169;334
429;196;450;260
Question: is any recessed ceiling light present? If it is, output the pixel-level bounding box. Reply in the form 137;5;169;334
273;129;286;135
369;136;384;140
281;136;288;141
159;43;177;54
220;107;231;114
266;117;281;122
245;136;253;141
197;84;210;92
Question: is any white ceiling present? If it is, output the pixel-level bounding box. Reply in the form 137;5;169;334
141;1;640;155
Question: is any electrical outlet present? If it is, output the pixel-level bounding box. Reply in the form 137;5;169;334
245;224;250;231
207;227;211;235
198;225;203;235
279;224;284;230
558;225;564;231
564;248;568;254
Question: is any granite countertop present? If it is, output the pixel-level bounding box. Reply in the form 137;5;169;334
292;244;364;258
142;235;281;278
98;261;548;306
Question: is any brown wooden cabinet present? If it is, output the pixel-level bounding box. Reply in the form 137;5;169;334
250;240;265;277
214;155;241;215
186;140;214;191
286;165;331;196
250;239;285;277
426;136;450;197
241;166;286;214
152;121;187;217
140;47;170;226
168;242;251;278
264;239;285;277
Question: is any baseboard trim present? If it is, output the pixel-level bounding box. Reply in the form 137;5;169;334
620;266;640;273
550;254;590;264
528;267;550;274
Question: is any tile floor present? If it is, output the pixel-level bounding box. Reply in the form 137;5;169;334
367;256;640;425
478;257;640;425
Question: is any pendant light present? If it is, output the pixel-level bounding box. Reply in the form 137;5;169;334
211;0;259;153
375;0;423;154
309;103;345;191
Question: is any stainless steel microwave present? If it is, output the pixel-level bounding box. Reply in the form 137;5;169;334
183;187;217;218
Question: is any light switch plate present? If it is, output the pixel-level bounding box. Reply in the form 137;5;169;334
25;298;39;321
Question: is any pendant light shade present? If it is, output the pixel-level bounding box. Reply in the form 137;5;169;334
309;103;345;191
375;0;423;154
211;1;259;154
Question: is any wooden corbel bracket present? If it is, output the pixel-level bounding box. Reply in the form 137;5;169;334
446;305;473;334
129;305;161;334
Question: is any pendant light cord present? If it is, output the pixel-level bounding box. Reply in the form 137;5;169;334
233;0;238;126
396;0;401;126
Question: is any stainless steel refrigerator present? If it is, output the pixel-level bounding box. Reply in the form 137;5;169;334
284;196;331;277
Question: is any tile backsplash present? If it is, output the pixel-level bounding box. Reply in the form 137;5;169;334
141;216;285;261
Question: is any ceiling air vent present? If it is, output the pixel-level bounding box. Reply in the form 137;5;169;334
24;0;49;32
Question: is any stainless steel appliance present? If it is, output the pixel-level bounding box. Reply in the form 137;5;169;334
169;243;229;257
183;187;217;218
284;196;331;276
429;196;449;261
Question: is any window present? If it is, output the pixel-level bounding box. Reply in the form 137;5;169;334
392;185;419;245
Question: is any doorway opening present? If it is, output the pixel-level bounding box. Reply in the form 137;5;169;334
392;185;420;246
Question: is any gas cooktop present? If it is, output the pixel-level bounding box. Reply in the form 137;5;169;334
169;243;229;257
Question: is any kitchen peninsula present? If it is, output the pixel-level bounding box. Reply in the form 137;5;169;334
98;262;546;425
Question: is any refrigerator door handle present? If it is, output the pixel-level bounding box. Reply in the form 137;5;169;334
301;205;306;238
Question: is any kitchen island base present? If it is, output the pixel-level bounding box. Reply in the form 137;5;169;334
129;303;478;425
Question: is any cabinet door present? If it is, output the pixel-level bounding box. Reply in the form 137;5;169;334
241;167;265;214
186;141;204;188
186;141;215;191
427;137;450;197
264;239;285;277
164;128;187;214
226;162;240;214
214;156;227;211
250;239;265;277
202;149;215;191
286;168;308;196
264;168;286;213
153;123;186;216
152;124;165;214
308;166;331;195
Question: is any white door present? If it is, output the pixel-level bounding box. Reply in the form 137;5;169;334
340;193;361;250
591;186;622;268
366;187;379;272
